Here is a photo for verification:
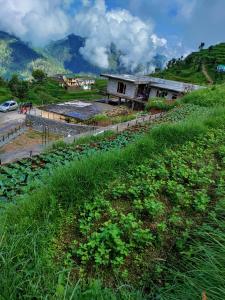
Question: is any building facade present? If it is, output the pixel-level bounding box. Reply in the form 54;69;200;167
101;74;204;107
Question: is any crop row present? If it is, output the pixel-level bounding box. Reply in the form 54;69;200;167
0;104;207;203
56;126;225;288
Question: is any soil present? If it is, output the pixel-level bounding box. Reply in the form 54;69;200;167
0;129;60;164
150;108;164;115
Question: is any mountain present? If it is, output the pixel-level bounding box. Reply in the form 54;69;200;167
153;43;225;85
0;31;166;78
45;34;167;75
45;34;102;74
0;31;67;79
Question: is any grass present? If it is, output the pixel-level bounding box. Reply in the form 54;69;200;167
160;200;225;300
181;84;225;107
1;103;225;298
146;98;177;112
1;84;225;298
0;78;107;105
153;43;225;85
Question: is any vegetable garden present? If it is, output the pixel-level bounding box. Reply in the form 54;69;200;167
0;104;207;204
54;126;225;291
1;90;225;300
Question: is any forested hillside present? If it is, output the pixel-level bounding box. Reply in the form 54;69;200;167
153;43;225;85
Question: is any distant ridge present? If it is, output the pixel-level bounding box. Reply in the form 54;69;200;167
153;43;225;85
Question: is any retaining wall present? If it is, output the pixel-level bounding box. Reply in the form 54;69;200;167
26;114;98;137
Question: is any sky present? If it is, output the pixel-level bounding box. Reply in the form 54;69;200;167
0;0;224;71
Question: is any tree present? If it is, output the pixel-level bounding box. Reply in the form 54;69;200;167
8;74;29;99
199;42;205;51
32;69;47;83
8;74;20;95
0;76;6;87
17;81;29;100
208;45;213;53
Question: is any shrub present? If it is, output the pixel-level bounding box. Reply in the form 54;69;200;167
146;98;177;112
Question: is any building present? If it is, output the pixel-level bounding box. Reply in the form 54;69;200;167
62;75;95;91
101;74;204;108
51;74;96;90
40;101;102;123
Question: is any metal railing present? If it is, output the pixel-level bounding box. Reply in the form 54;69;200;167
0;123;26;147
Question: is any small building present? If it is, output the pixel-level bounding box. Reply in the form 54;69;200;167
51;74;96;91
40;101;102;123
62;75;95;91
101;74;204;108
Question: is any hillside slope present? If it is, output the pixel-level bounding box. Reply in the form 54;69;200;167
153;43;225;85
0;31;67;78
46;34;167;75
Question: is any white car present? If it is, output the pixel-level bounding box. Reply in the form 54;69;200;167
0;100;18;112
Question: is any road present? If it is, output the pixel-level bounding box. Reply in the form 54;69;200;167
0;111;26;137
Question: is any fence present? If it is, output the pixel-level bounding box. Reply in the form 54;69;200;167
0;123;26;148
64;112;165;144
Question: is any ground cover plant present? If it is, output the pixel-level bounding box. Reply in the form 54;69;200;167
53;126;225;294
0;104;207;204
1;83;225;299
0;77;106;105
181;84;225;107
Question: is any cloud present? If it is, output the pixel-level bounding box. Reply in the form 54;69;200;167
73;0;167;71
0;0;70;45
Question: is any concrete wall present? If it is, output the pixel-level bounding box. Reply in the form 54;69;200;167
107;79;136;99
149;87;158;98
26;114;98;137
149;87;179;100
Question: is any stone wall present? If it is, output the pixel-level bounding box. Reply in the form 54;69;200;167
26;114;98;137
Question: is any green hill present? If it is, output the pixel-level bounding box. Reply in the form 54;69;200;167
0;31;67;79
0;77;106;105
1;83;225;298
153;43;225;85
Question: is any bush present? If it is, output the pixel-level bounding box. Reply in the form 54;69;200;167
146;98;177;112
182;84;225;107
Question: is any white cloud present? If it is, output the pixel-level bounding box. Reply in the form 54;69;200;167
0;0;70;45
73;0;168;71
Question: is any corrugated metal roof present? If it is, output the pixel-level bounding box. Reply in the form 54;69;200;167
101;73;205;93
101;74;152;84
148;77;204;92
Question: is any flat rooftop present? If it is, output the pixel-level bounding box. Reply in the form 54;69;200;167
101;74;205;93
40;101;112;121
41;101;102;121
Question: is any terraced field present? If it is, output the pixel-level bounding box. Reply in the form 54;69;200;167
0;104;207;204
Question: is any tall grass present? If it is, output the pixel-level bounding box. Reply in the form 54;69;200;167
160;200;225;300
181;84;225;107
1;103;225;298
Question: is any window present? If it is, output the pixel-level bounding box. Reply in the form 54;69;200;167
157;90;168;98
117;82;126;94
10;102;15;106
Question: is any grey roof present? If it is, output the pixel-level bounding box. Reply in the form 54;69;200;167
101;73;205;93
41;101;101;121
101;74;152;84
148;77;204;93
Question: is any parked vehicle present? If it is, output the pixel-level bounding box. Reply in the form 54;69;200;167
0;100;18;112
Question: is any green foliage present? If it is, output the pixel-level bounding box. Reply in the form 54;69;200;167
146;98;177;112
8;74;29;99
153;43;225;85
181;84;225;107
32;68;47;83
1;96;225;298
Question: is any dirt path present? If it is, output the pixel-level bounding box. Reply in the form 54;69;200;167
202;64;214;85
